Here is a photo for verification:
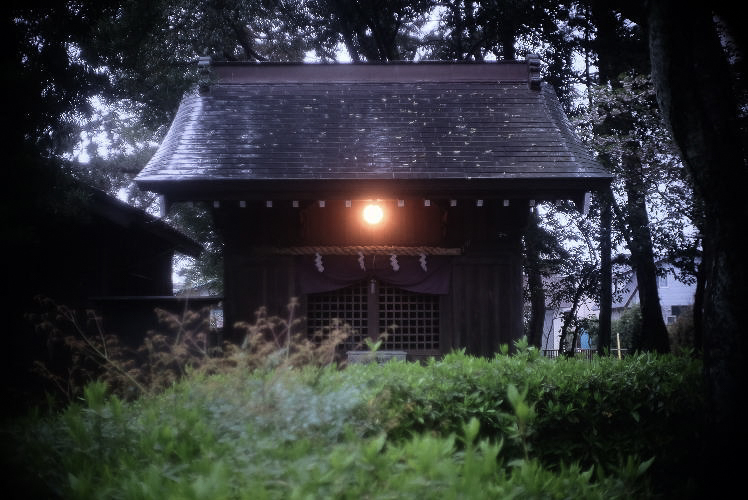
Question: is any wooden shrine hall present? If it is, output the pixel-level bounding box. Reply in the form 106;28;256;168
135;55;611;360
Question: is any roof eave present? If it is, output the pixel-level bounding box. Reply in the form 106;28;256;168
137;176;611;206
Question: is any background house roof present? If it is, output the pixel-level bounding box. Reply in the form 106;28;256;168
136;58;610;202
87;187;203;258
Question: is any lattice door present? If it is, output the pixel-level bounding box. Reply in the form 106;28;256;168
306;279;440;356
378;284;440;353
306;281;369;352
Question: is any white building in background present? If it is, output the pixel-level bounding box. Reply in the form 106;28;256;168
540;263;697;352
540;296;599;353
610;264;696;325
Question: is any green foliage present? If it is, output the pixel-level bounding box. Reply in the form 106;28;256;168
305;0;434;62
8;325;704;499
363;346;703;496
17;275;702;500
668;306;695;353
169;202;224;294
5;348;696;499
582;73;700;280
28;297;148;403
611;305;642;351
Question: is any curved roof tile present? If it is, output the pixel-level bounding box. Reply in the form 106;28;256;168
136;59;610;201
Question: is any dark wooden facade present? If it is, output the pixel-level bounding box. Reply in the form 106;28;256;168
210;197;529;358
136;57;611;358
15;184;203;307
5;182;204;410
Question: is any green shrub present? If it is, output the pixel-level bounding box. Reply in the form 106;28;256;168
611;305;642;351
668;306;695;353
3;343;704;499
362;343;704;496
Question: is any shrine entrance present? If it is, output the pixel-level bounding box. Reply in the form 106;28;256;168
306;278;441;359
136;58;613;357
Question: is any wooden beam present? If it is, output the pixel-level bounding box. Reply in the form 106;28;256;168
254;245;463;256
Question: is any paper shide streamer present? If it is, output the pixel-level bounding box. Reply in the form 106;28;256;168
390;254;400;271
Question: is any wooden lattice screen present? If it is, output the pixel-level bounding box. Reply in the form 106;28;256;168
306;279;440;356
378;284;440;352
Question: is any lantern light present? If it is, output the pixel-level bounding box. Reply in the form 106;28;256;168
363;204;384;225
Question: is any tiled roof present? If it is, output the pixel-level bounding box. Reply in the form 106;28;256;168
136;60;610;200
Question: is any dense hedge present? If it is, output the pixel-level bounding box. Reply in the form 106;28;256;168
1;344;705;499
352;344;704;495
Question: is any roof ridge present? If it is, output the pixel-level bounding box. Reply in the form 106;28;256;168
208;59;537;86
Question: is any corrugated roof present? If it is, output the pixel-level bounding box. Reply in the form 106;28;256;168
136;60;610;200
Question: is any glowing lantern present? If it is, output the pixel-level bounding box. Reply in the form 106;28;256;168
363;204;384;225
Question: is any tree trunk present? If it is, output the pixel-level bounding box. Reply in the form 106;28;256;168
559;272;588;357
622;153;669;353
647;1;748;493
499;22;516;60
559;305;578;357
527;275;546;349
692;234;709;352
588;2;624;84
598;187;612;354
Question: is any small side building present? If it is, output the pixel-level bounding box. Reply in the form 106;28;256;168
6;181;206;410
136;56;611;359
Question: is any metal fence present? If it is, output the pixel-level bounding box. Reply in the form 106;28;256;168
542;348;629;360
